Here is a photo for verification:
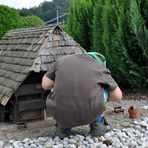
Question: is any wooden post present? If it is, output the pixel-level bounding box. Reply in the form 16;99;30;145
0;105;5;122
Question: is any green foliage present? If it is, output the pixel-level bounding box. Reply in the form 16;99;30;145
130;0;148;59
67;0;96;51
67;0;148;89
94;0;148;88
92;0;105;54
0;5;23;39
22;15;44;27
0;5;44;39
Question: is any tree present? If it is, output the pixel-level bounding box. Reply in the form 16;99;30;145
22;15;44;27
19;0;70;22
67;0;96;51
63;0;148;89
92;0;105;54
0;5;23;39
92;0;148;88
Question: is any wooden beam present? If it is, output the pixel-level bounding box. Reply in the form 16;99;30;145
18;99;45;112
15;84;44;97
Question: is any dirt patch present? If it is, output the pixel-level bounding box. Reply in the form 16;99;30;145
123;89;148;100
105;100;148;130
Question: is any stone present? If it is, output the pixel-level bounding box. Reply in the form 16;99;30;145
0;140;4;147
73;136;79;141
69;139;77;144
82;140;88;145
90;143;101;147
8;140;14;144
30;143;37;148
44;143;52;148
93;137;99;143
85;136;94;144
76;135;85;141
100;144;107;148
4;146;13;148
52;145;60;148
69;144;76;148
78;145;85;148
128;141;137;148
69;135;74;139
56;143;64;148
22;138;30;143
63;137;69;142
104;133;112;139
54;136;61;142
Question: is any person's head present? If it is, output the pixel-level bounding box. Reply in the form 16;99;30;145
85;52;106;66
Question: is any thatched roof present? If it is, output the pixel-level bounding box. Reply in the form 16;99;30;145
0;25;85;106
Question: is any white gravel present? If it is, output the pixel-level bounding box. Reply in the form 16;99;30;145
0;100;148;148
2;117;148;148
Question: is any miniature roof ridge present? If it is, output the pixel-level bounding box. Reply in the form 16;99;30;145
6;25;58;35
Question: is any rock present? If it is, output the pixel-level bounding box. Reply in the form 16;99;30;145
100;144;107;148
30;143;37;148
52;145;60;148
4;146;13;148
44;143;52;148
38;137;48;142
22;138;30;143
82;140;88;145
93;137;99;143
128;141;138;148
104;133;112;139
99;136;106;141
73;136;79;141
56;143;64;148
85;136;94;144
0;140;4;147
76;135;85;141
23;143;29;148
69;144;76;148
54;136;61;142
8;140;14;144
90;143;101;147
69;139;77;144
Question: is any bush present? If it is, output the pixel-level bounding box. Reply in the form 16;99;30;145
67;0;148;89
0;5;23;39
67;0;96;51
22;15;44;28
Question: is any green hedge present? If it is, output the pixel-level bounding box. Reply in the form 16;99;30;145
67;0;148;89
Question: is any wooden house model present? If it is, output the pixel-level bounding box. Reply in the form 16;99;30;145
0;25;85;123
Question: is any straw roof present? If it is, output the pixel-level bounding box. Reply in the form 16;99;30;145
0;25;85;105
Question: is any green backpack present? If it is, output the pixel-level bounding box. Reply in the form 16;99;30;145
85;52;108;101
85;52;106;66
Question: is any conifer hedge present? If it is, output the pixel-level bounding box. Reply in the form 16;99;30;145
67;0;96;51
67;0;148;89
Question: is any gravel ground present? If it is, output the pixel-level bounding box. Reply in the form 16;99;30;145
0;99;148;148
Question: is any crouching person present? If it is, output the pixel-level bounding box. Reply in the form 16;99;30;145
42;52;122;139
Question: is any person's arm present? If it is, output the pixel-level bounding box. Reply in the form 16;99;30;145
42;75;54;90
108;86;122;101
97;64;122;102
42;62;57;90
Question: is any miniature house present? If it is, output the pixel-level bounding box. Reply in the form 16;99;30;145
0;25;85;123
